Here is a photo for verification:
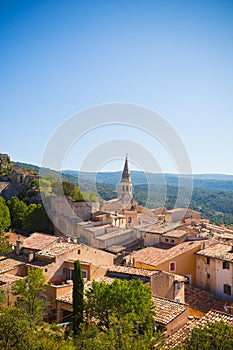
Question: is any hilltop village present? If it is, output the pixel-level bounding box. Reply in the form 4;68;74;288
0;154;233;347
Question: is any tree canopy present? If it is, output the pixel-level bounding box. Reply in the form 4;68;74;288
22;203;52;232
0;197;10;233
12;268;46;325
7;196;27;228
0;234;12;255
181;321;233;350
52;181;83;201
72;260;84;336
85;279;155;333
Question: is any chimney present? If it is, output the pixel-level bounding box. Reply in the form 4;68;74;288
16;235;23;255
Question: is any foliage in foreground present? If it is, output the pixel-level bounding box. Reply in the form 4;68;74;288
180;321;233;350
0;307;74;350
0;197;10;233
72;260;84;336
12;268;46;325
85;279;155;332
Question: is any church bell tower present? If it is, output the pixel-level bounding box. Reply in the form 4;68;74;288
119;156;133;205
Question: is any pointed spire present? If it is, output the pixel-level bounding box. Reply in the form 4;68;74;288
121;155;131;181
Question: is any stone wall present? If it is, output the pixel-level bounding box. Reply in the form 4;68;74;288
0;182;22;200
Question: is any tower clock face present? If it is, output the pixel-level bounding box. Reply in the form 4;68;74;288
124;195;130;202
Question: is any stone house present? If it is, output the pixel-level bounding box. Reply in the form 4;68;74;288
153;296;188;335
124;241;206;286
0;255;28;306
133;221;185;247
14;232;58;259
160;230;188;245
56;274;188;326
196;242;233;301
106;266;186;303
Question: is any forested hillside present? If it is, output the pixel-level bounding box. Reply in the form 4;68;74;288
15;162;233;226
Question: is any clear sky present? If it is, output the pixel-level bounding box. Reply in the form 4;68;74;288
0;0;233;174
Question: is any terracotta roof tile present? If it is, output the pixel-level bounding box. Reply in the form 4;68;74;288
22;232;58;251
0;257;26;274
125;241;202;267
162;230;187;238
185;285;226;313
107;265;158;277
153;297;188;325
36;242;79;259
196;242;233;262
0;273;24;284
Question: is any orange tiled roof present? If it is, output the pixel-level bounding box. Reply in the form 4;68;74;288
162;230;187;238
0;257;25;274
196;242;233;262
108;265;158;277
36;242;79;259
3;232;26;245
124;241;202;267
153;296;188;325
22;232;58;251
0;273;24;284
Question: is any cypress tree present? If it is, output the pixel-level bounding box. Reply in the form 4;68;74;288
72;260;84;336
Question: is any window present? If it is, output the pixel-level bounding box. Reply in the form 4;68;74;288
82;270;87;279
222;261;229;269
165;238;169;242
171;239;175;243
206;257;210;264
207;273;210;279
44;268;48;273
169;261;176;272
223;284;231;296
128;216;132;223
77;249;81;254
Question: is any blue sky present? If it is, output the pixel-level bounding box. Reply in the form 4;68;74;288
0;0;233;174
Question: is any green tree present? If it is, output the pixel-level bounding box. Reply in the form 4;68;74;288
0;197;10;233
75;315;162;350
30;323;75;350
0;234;12;255
22;203;52;232
82;191;99;202
39;178;52;195
0;289;6;307
12;268;46;325
72;260;84;336
0;307;32;350
85;279;155;333
52;181;83;201
181;321;233;350
0;307;75;350
7;196;27;228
